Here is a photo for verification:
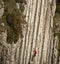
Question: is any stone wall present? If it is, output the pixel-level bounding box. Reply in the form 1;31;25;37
0;0;57;64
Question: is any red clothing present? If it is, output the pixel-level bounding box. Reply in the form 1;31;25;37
33;50;37;56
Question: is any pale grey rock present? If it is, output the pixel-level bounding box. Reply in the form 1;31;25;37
0;0;58;64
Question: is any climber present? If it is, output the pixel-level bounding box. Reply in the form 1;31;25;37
28;50;37;64
31;50;37;61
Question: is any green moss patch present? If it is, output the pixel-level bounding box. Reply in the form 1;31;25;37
0;0;27;44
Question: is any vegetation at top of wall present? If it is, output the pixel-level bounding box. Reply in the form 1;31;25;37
0;0;27;44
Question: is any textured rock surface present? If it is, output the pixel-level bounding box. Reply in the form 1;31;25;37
0;1;4;17
0;0;58;64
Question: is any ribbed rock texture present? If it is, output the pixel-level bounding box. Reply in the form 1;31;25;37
0;0;58;64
